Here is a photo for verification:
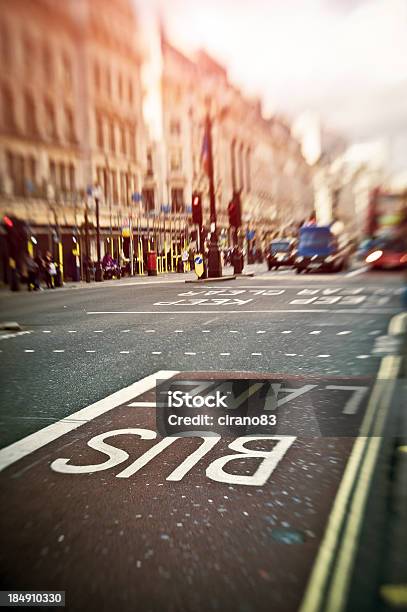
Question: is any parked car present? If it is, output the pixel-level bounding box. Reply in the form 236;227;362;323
266;239;296;270
364;237;407;270
294;226;350;273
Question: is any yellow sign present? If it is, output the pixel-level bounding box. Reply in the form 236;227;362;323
194;253;204;278
122;227;131;237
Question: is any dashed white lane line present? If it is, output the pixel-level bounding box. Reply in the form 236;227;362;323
152;351;162;355
94;330;104;333
251;352;262;356
53;350;65;353
337;330;352;335
185;351;197;355
121;329;131;333
120;350;130;354
285;353;297;356
309;330;321;335
356;355;370;359
318;354;331;358
202;330;211;333
369;330;381;335
42;330;51;333
256;330;266;334
220;352;231;356
86;350;96;353
145;330;156;333
24;349;35;353
175;330;184;333
68;330;77;333
229;330;239;333
281;330;292;334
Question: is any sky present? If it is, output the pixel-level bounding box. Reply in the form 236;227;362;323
135;0;407;171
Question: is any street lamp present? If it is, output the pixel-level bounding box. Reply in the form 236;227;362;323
93;185;103;282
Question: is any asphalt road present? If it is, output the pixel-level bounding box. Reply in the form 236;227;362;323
0;267;404;612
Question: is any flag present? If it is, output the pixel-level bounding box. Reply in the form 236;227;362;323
201;123;210;176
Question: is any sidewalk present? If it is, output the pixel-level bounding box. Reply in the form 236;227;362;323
0;263;267;293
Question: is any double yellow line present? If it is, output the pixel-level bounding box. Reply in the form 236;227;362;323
299;311;407;612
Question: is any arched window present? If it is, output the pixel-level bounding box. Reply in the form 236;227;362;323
25;92;38;137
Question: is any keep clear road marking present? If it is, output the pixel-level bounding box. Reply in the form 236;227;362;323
0;370;178;473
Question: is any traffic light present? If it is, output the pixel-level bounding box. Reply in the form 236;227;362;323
228;191;242;228
192;192;202;226
2;215;28;260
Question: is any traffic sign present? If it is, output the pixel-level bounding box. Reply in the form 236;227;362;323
194;253;204;278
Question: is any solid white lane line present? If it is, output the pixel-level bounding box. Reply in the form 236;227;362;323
337;331;352;335
0;370;179;472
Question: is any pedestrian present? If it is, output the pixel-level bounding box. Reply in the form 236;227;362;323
25;254;40;291
45;251;56;289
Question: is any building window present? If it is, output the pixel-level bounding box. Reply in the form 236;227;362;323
69;164;75;191
142;188;155;213
109;121;115;153
44;99;57;140
96;114;104;148
169;119;181;137
62;52;72;88
42;43;53;81
49;160;57;186
2;85;16;132
106;68;112;98
7;152;25;196
128;80;133;104
120;171;126;204
59;163;66;191
129;124;136;159
1;21;11;66
171;188;184;213
65;107;75;143
120;125;126;155
170;148;182;172
94;61;101;91
146;149;153;176
24;92;38;137
111;170;118;202
118;73;123;100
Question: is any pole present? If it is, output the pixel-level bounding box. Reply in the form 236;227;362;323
84;206;91;283
206;113;222;277
94;196;103;281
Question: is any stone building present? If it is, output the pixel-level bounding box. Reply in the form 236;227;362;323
0;0;145;280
